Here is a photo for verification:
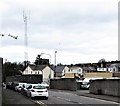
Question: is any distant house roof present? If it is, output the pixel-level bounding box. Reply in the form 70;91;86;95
29;65;48;71
69;66;82;69
109;63;120;68
54;66;67;73
83;67;96;71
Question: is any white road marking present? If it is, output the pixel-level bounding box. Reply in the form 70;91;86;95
33;100;47;106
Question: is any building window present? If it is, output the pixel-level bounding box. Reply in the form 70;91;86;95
113;68;116;72
31;71;32;74
79;69;81;72
38;72;39;74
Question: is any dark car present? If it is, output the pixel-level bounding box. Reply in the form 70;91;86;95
11;82;19;91
6;82;12;89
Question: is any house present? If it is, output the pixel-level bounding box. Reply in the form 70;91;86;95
54;66;69;78
22;65;54;82
108;63;120;73
97;63;120;73
54;65;83;79
65;66;83;78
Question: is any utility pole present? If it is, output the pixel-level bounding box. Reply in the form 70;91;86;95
54;51;57;67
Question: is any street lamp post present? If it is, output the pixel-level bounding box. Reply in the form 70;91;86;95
54;51;57;77
54;51;57;67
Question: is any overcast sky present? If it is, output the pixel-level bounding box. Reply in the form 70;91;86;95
0;0;119;64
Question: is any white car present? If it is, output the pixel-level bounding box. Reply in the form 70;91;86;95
26;84;48;99
15;83;27;92
21;83;31;96
40;82;49;88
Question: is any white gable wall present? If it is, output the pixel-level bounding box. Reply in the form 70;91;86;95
22;66;42;75
62;66;69;76
22;66;33;75
42;66;54;82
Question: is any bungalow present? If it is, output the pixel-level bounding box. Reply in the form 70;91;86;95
22;65;54;82
66;66;83;78
97;63;120;73
54;65;83;79
54;66;69;78
108;63;120;73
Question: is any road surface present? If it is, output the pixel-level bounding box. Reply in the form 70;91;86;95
33;90;119;105
3;89;119;106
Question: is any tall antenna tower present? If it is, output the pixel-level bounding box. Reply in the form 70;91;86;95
23;11;28;65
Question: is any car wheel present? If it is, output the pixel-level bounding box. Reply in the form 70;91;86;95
30;93;33;99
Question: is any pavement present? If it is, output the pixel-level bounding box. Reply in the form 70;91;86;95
50;89;120;103
2;88;39;105
76;90;120;103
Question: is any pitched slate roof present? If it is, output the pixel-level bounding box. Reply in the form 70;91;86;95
69;66;81;69
29;65;47;71
54;66;66;73
83;67;96;71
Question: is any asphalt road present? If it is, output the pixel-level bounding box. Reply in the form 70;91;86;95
34;90;119;105
2;88;120;106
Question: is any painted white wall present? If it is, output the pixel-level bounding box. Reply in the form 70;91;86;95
97;68;107;71
61;66;69;76
97;67;118;72
22;66;42;75
42;66;54;82
22;66;33;75
65;67;83;75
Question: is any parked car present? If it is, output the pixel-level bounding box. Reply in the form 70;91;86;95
81;77;104;89
40;82;49;88
26;84;48;99
21;83;31;96
15;83;27;92
6;82;12;89
2;82;6;89
81;78;90;89
11;82;19;91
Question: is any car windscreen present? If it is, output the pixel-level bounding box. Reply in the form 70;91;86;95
33;85;46;89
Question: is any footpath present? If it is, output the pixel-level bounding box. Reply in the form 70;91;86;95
2;88;39;105
51;89;120;103
76;90;120;103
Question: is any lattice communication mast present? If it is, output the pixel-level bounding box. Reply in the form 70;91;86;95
23;11;28;65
